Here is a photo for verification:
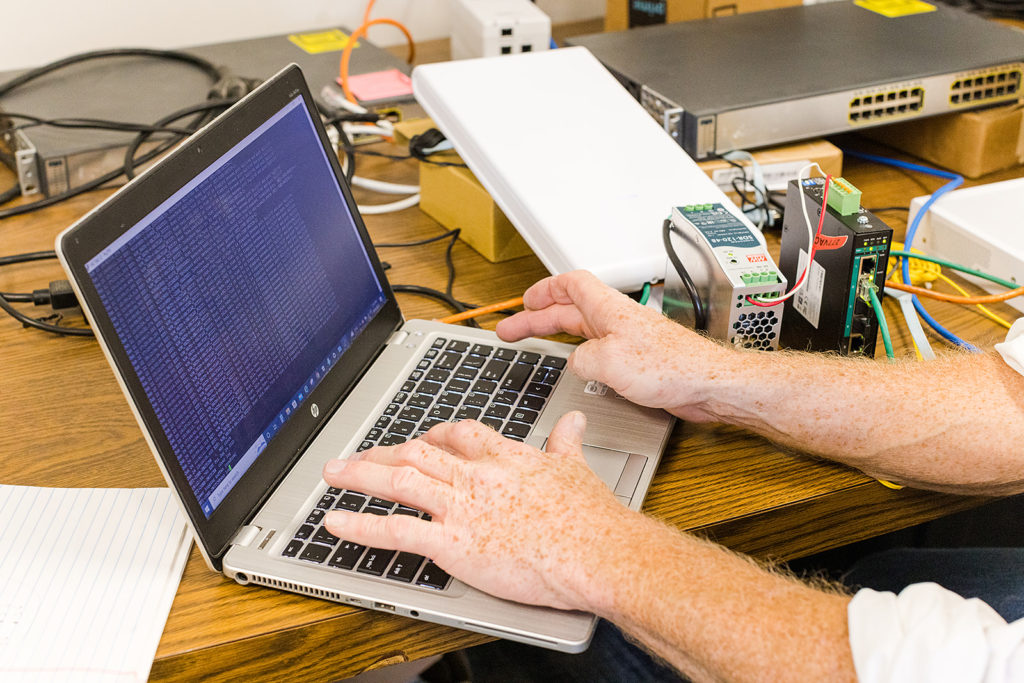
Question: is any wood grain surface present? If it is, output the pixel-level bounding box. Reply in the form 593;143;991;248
2;18;1022;682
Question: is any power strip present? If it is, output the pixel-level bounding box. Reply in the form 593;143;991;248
911;177;1024;314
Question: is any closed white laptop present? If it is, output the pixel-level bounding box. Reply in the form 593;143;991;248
413;46;745;293
56;65;674;652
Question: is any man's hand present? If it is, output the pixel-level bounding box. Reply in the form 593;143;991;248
323;413;639;611
496;270;728;422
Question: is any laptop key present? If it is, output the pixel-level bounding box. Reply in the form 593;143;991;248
462;355;486;369
392;391;409;404
518;352;541;365
326;487;343;495
425;368;450;383
481;359;510;381
501;363;533;391
295;523;316;539
502;422;531;440
316;495;335;510
428;405;455;421
417;561;452;590
394;505;421;517
383;403;400;416
485;404;511;420
417;381;443;396
408;393;433;409
494;347;517;361
358;548;397;576
357;440;374;452
425;348;439;359
375;416;392;429
391;420;416;436
366;428;383;441
306;509;326;524
454;366;478;380
401;380;416;393
446;378;471;393
408;370;424;382
313;527;340;546
387;552;426;583
541;355;567;369
282;539;303;558
472;379;498;394
379;433;406;447
518;394;545;411
525;382;552;398
510;408;539;424
533;367;561;385
335;492;366;511
363;506;390;516
368;497;395;510
435;352;462;370
455;406;482;421
436;391;462;407
463;392;489;408
471;344;493;357
493;390;519;405
431;337;447;348
481;417;504;431
417;359;431;370
398;406;425;422
299;543;332;564
446;340;470;352
329;541;366;570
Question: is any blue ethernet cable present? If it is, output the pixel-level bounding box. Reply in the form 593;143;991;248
842;150;976;352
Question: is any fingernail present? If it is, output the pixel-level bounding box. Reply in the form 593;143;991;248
324;511;345;527
572;411;587;434
324;458;347;476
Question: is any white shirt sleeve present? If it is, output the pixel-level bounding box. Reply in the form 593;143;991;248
994;318;1024;377
848;583;1024;682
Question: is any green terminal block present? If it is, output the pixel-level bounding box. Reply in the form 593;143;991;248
826;177;862;216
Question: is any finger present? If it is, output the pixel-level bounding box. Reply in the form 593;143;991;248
329;439;461;485
324;509;445;559
566;337;618;383
496;303;587;342
322;458;451;517
545;411;587;461
420;419;512;460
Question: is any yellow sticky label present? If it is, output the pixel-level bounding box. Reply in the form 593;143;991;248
287;29;359;55
855;0;937;17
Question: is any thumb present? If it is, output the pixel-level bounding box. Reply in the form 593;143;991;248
546;411;587;459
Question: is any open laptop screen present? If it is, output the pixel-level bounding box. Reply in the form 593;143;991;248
83;94;386;519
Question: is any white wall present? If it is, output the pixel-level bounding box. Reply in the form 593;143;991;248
2;0;603;71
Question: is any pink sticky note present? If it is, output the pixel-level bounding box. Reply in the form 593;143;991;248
342;69;413;102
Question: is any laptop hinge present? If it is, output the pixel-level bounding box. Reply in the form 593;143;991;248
386;330;409;346
230;524;262;548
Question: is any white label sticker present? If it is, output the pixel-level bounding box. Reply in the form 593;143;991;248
792;248;826;328
583;380;609;396
711;159;812;193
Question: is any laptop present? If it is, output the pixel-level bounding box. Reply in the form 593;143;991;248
56;65;674;652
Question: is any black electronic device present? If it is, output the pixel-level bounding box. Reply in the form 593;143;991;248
0;27;411;198
567;1;1024;159
778;177;892;356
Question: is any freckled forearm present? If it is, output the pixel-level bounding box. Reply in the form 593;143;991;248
577;515;855;682
683;347;1024;493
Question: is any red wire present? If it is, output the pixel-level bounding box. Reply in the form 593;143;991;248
746;175;832;307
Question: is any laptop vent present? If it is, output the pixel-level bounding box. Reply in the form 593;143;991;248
249;574;347;603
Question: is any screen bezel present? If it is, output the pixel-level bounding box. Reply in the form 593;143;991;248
57;65;403;565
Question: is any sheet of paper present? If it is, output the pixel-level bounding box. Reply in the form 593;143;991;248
0;486;191;683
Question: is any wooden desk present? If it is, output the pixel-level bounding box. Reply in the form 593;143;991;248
3;28;1024;682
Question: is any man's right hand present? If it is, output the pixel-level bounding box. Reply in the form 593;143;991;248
495;270;729;423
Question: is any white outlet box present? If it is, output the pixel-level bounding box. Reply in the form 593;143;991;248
450;0;551;60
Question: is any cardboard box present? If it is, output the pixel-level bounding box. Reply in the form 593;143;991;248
865;103;1024;179
605;0;801;31
393;118;534;262
696;139;844;202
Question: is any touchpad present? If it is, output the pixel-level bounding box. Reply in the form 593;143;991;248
581;443;630;488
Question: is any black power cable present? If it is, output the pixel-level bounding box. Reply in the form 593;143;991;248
662;218;708;332
0;250;93;336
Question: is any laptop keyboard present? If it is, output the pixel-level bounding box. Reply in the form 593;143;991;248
282;336;567;591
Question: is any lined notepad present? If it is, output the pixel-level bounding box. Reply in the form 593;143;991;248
0;486;191;682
